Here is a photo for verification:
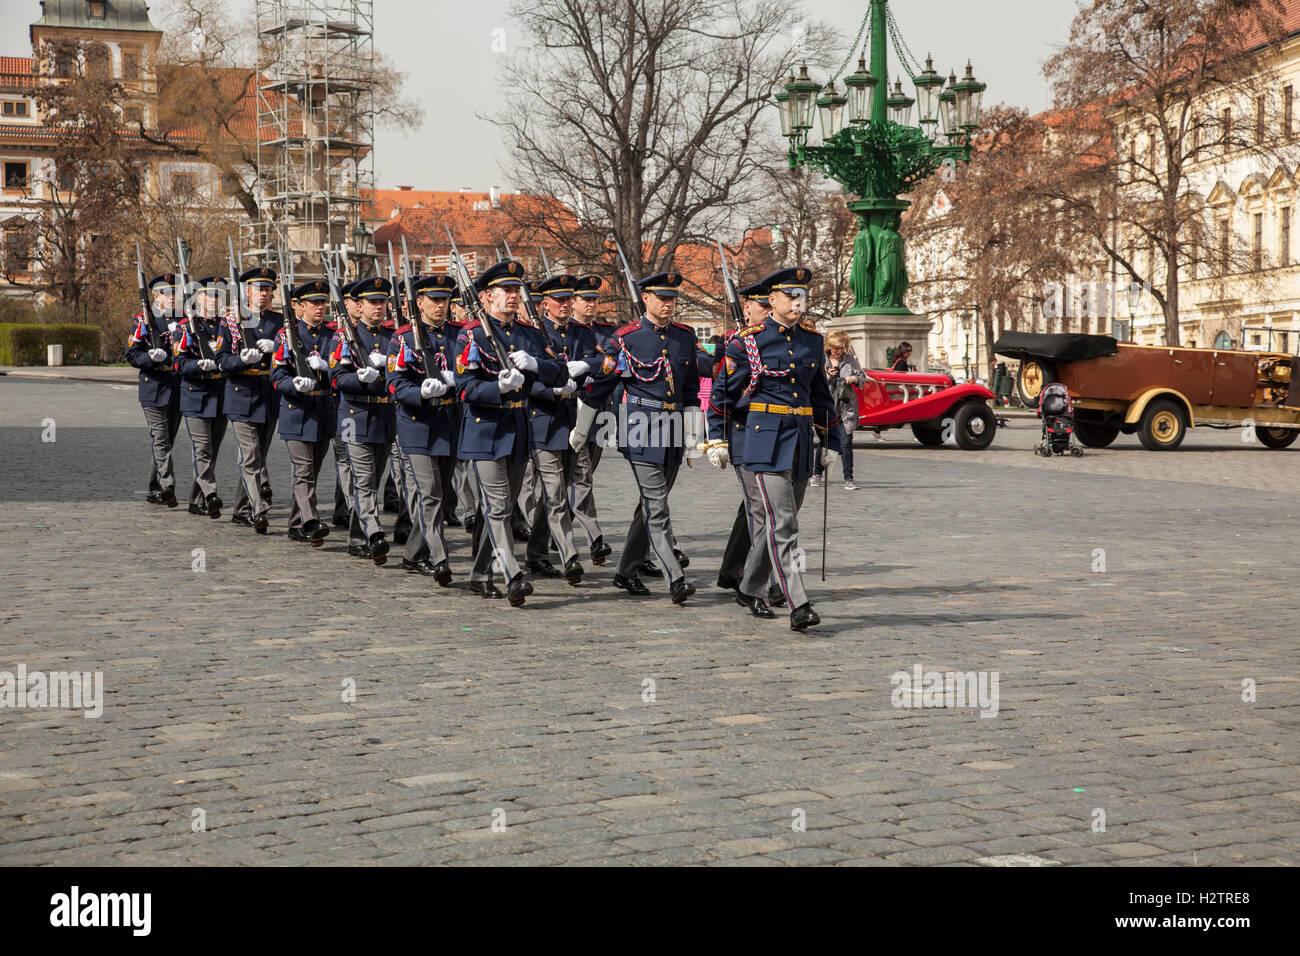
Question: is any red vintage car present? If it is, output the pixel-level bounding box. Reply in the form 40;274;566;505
849;370;998;449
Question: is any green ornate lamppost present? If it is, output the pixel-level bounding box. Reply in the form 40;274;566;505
777;0;985;317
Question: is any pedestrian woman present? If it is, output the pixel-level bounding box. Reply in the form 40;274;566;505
812;330;862;492
892;341;914;372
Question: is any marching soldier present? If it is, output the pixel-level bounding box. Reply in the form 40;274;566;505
452;259;568;605
271;279;337;546
386;273;461;583
722;267;844;631
708;280;785;611
580;271;700;604
566;273;613;564
330;276;395;565
125;274;181;508
448;285;480;536
218;265;281;534
174;275;229;518
523;273;595;583
331;281;361;530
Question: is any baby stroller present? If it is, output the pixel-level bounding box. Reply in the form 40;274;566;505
1036;382;1083;457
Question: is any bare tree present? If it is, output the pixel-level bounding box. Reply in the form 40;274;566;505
492;0;834;279
760;167;856;320
1042;0;1292;345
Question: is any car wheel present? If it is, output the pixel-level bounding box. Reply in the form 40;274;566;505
1255;426;1299;449
953;402;996;450
1016;358;1055;408
1137;398;1187;451
910;422;945;446
1074;421;1120;447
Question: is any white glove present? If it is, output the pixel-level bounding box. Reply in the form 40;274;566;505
553;379;577;398
293;376;315;393
566;360;590;378
308;354;329;372
498;368;525;394
197;358;217;372
167;321;179;336
508;349;538;373
257;338;275;353
569;398;598;453
705;441;730;470
421;378;448;399
441;369;456;386
368;350;385;369
240;348;262;364
147;348;168;363
356;366;380;384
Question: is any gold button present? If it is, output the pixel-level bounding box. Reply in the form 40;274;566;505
475;417;481;422
793;392;798;398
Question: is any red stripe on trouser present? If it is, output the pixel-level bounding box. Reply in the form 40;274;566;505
755;472;791;606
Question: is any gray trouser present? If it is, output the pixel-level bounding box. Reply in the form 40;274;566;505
332;437;353;519
746;470;810;610
619;461;683;581
231;419;274;519
285;438;331;532
142;403;180;492
454;459;479;519
729;465;774;591
527;448;578;564
184;415;226;506
470;458;526;583
345;439;389;547
568;441;603;545
517;459;538;516
397;445;455;565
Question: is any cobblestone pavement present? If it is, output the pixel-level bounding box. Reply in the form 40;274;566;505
1;377;1297;866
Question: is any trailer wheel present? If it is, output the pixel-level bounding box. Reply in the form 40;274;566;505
1016;358;1055;408
910;422;945;446
953;402;997;450
1074;421;1120;447
1137;398;1187;450
1255;426;1299;449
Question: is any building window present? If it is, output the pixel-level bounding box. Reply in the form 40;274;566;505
1219;218;1230;271
1222;106;1232;148
122;105;143;126
1282;207;1291;266
1253;212;1263;269
170;172;196;196
89;2;105;18
1;100;29;118
1285;85;1294;140
1188;241;1198;280
3;161;28;190
122;51;140;80
1256;95;1266;143
53;49;74;78
86;45;110;80
3;227;31;272
58;164;75;192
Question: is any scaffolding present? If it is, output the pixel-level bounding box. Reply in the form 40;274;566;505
247;0;375;277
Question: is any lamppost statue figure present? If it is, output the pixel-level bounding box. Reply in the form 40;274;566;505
775;0;985;365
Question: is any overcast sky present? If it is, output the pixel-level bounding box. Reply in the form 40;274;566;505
2;0;1082;191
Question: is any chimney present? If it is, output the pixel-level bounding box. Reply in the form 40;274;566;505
398;185;412;191
460;186;472;193
489;186;501;208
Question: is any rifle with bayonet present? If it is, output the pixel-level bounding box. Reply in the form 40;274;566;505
323;256;367;370
275;246;312;379
227;235;256;349
399;234;436;375
176;237;216;361
134;241;164;351
612;235;646;321
539;246;552;279
446;228;511;369
387;242;407;326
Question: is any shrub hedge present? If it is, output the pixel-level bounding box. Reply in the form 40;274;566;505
0;324;103;366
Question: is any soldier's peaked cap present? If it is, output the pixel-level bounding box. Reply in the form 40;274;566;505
239;265;277;287
352;276;392;299
738;279;770;303
537;274;577;298
637;271;683;297
475;259;526;293
291;279;331;302
195;275;228;291
763;267;812;293
575;274;603;298
413;273;456;298
148;274;177;292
